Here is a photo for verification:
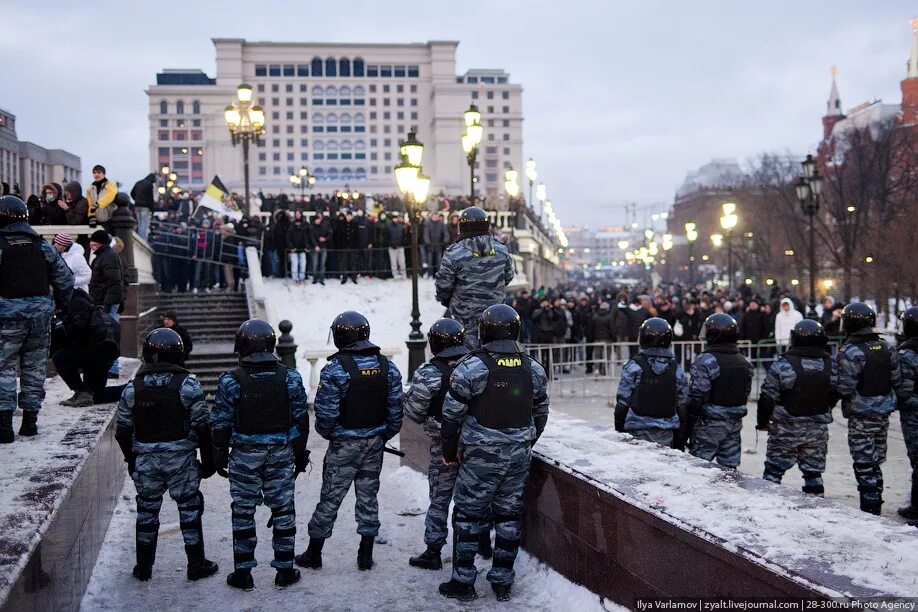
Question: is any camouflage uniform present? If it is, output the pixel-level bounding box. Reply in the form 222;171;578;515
897;339;918;480
435;236;514;349
441;340;549;588
308;349;402;539
116;368;211;564
837;330;905;508
688;349;754;468
757;351;839;493
403;347;469;548
614;346;689;447
212;364;309;571
0;223;73;419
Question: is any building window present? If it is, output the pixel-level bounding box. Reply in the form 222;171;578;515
468;76;478;84
255;64;267;77
311;57;323;76
487;120;494;127
272;112;280;120
286;84;293;93
273;153;280;161
380;65;392;77
394;65;406;77
297;64;308;77
287;153;294;161
502;91;510;100
301;152;308;160
258;153;266;161
503;106;509;113
502;133;510;141
339;58;351;77
269;64;281;77
502;120;509;127
410;98;417;106
274;167;281;175
272;139;280;147
259;167;267;175
159;119;167;127
176;100;184;114
325;57;337;77
383;112;391;120
367;64;378;77
191;100;200;114
410;112;418;120
397;112;404;120
498;77;508;83
300;84;307;92
487;106;494;113
486;146;497;155
487;91;494;100
471;92;478;100
287;139;294;147
383;99;390;107
258;84;265;92
301;138;308;147
272;84;279;92
158;130;169;141
396;98;404;107
272;98;279;106
286;98;293;106
300;97;308;106
396;85;404;93
286;125;294;134
408;65;419;78
503;147;510;155
283;64;294;77
272;125;280;134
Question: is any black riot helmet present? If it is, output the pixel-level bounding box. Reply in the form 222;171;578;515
142;328;185;365
458;206;490;239
479;304;521;344
901;306;918;340
700;313;739;345
638;317;673;349
331;311;370;348
0;195;28;229
235;318;277;362
427;318;466;356
790;319;828;348
840;302;875;334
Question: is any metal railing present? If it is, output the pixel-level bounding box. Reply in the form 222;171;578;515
148;221;263;270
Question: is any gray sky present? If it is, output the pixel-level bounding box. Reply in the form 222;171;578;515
3;0;915;226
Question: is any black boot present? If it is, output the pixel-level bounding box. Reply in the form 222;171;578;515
18;411;38;437
226;569;254;590
275;567;301;588
801;484;825;497
859;486;882;516
133;540;157;582
478;531;492;559
439;578;477;601
492;582;513;602
357;535;374;570
0;411;13;444
185;543;218;581
409;545;443;570
897;478;918;524
295;537;324;569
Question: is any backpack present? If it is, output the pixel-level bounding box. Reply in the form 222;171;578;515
89;306;121;348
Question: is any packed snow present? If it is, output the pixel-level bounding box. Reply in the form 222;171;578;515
535;414;918;598
0;360;139;604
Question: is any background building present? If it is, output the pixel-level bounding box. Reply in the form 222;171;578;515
147;39;523;196
0;108;81;196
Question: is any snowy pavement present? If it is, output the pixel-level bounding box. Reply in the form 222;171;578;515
81;430;611;611
0;361;139;603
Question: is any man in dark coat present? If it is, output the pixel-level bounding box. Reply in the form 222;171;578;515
162;311;193;362
88;229;125;316
131;173;156;239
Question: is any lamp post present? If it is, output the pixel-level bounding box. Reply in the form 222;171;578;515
685;221;698;287
719;202;738;290
795;154;824;319
395;131;429;377
289;166;311;199
525;158;537;211
461;104;483;203
225;83;265;215
535;182;546;224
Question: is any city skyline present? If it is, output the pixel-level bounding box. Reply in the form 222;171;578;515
2;0;915;225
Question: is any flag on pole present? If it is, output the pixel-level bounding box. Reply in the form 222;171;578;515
195;175;242;220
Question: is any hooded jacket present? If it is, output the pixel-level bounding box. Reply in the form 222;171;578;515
62;242;92;292
40;183;67;225
130;173;156;210
774;297;803;345
63;181;89;225
86;177;117;219
89;244;124;309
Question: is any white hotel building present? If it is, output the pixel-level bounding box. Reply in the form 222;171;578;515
147;39;524;197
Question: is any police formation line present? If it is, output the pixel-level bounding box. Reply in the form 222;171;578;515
614;304;918;519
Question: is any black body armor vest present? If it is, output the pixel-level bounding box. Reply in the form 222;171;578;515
0;234;48;299
468;352;533;429
336;353;389;430
428;358;454;422
853;340;892;397
780;353;834;417
632;355;677;418
706;348;751;407
233;364;290;435
133;374;189;443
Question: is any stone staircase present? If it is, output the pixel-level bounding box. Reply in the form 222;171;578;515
153;291;250;396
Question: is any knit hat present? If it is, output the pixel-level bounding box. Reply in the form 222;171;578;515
52;233;74;249
89;229;111;244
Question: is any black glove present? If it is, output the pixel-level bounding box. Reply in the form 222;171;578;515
293;435;310;475
756;395;775;431
127;454;136;476
212;427;231;478
88;217;98;228
196;424;217;479
115;425;136;476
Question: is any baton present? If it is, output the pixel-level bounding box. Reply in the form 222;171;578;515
383;445;406;457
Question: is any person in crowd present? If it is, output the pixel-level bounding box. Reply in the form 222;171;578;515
896;307;918;524
353;209;374;279
39;182;67;225
162;311;193;362
589;302;617;375
52;233;91;292
191;220;214;292
220;223;239;292
837;302;907;515
212;320;310;590
310;211;331;284
273;209;291;279
0;196;73;442
336;210;360;284
757;320;839;496
615;318;688;446
297;312;402;573
447;213;460;244
435;207;514;349
774;297;803;346
511;290;535;345
88;229;125;319
423;212;449;278
438;305;548;602
86;164;118;226
62;181;89;227
25;195;44;226
626;297;652;357
114;328;219;583
130;173;156;240
386;213;406;280
286;211;310;284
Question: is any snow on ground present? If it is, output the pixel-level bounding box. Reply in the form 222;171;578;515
535;413;918;597
0;360;139;603
261;276;445;385
81;429;611;612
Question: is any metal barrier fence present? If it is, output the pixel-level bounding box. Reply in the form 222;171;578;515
148;221;263;270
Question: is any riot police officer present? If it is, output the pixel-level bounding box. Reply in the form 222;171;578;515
0;195;73;442
836;303;906;515
404;318;480;570
114;328;218;582
212;319;310;590
297;311;402;572
614;317;688;447
435;207;514;349
439;304;549;602
688;313;754;468
896;307;918;523
757;319;839;496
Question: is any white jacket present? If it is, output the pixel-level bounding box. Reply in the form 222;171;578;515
774;297;803;345
62;243;92;292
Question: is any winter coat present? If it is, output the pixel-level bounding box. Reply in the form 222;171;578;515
386;221;405;247
286;221;311;252
675;308;704;341
423;219;449;247
310;219;332;250
62;242;92;292
740;309;770;343
130;173;156;210
531;307;561;344
626;305;651;342
89;245;124;309
40;183;67;225
774;298;803;345
26;195;44;226
86;178;117;220
615;303;630;339
273;213;291;250
63;182;89;225
168;322;194;359
590;310;616;342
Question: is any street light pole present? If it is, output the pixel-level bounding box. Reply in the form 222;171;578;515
525;158;537;213
719;203;738;291
225;84;265;217
242;137;251;213
685;221;698;288
795;154;824;320
461;104;483;204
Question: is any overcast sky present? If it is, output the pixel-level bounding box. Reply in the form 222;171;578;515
3;0;915;226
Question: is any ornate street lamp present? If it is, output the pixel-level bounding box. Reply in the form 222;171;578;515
289;166;311;198
720;202;738;288
504;167;520;198
795;154;824;319
685;221;698;287
461;104;483;203
225;83;265;214
525;158;537;210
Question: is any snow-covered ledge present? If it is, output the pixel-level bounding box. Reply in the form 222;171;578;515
0;361;140;612
523;414;918;604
